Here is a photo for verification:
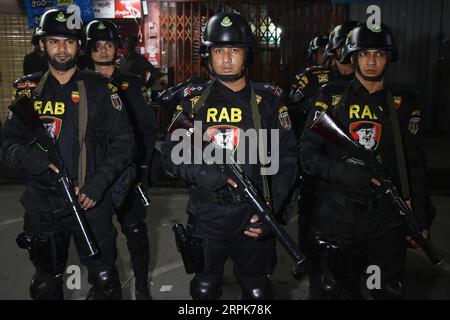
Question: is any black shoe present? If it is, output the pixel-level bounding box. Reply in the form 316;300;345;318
86;286;122;300
135;280;152;300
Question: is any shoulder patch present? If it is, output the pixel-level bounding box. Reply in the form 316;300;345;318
278;105;291;131
393;96;402;109
331;95;342;106
317;73;330;84
184;83;208;98
408;116;420;135
176;105;184;111
11;88;32;102
110;93;123;111
16;80;37;89
256;94;262;105
142;87;152;105
298;75;309;89
315;101;328;110
190;96;201;109
121;82;129;90
411;110;420;117
71;91;80;103
253;82;284;98
13;72;42;89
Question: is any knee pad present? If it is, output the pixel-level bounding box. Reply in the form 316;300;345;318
122;220;150;278
313;238;365;299
370;281;403;300
87;267;122;300
189;276;222;300
30;271;64;300
123;220;148;241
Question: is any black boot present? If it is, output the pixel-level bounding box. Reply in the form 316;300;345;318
86;268;122;300
135;276;152;300
123;221;151;300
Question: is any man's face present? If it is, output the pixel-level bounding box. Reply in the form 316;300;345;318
313;47;326;65
40;35;79;71
90;40;116;64
356;49;388;78
356;127;376;149
210;47;245;76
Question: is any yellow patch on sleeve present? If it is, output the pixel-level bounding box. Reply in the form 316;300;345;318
315;101;328;110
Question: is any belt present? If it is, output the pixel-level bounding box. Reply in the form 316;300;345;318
193;185;242;205
330;188;379;212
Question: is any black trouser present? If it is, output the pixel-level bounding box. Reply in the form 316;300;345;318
308;189;406;299
187;192;276;300
115;186;149;283
20;186;119;299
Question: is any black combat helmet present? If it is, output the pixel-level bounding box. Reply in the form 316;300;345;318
35;8;83;39
340;23;398;64
307;35;328;60
31;27;40;46
86;20;122;48
202;12;254;48
324;20;359;60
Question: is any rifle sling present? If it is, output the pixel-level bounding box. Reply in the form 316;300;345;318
386;89;410;200
34;70;88;188
192;81;272;206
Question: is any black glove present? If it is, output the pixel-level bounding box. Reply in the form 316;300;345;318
196;164;228;191
246;219;272;240
334;156;373;191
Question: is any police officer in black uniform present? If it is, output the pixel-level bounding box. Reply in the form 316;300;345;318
86;19;156;300
23;27;48;75
2;9;133;300
306;35;328;67
286;21;360;282
161;12;297;300
299;23;429;299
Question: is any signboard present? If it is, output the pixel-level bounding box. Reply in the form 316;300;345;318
114;0;142;19
24;0;95;28
93;0;142;19
93;0;114;18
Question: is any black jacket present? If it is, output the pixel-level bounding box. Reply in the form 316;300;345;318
288;65;354;134
109;69;156;168
2;69;133;202
161;79;297;216
300;78;428;227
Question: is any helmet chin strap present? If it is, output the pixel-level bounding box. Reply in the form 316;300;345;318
210;68;245;82
353;61;386;82
94;60;115;66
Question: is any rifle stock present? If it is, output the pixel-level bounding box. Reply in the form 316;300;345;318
309;110;443;265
